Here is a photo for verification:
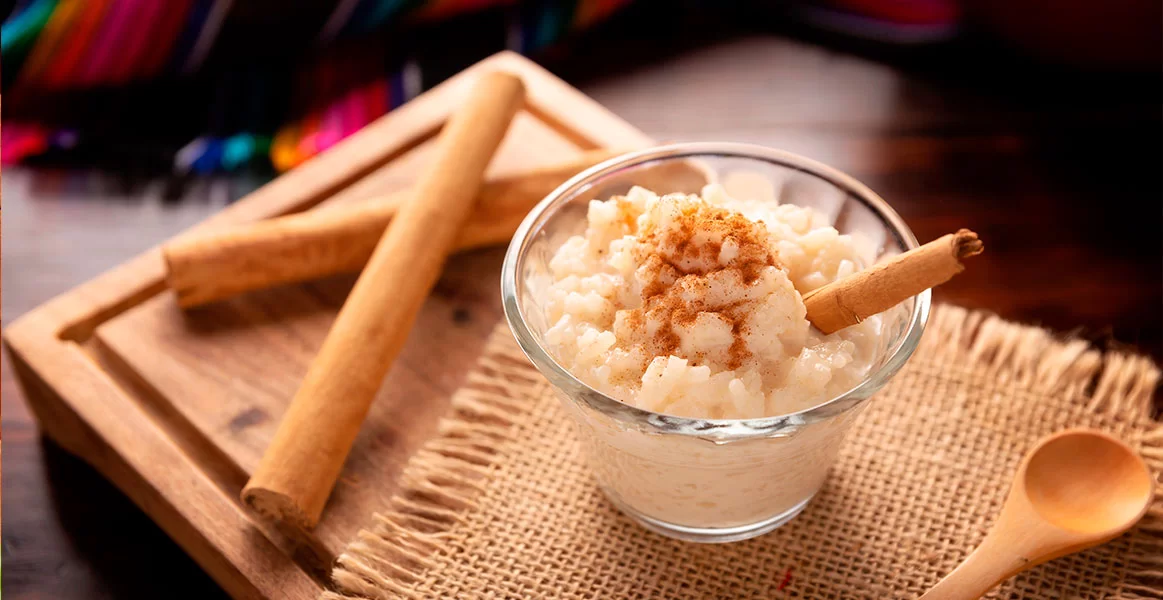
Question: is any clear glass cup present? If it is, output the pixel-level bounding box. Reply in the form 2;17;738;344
501;142;929;543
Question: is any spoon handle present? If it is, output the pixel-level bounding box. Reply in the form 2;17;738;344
917;534;1029;600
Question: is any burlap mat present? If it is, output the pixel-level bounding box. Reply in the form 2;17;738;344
324;306;1163;599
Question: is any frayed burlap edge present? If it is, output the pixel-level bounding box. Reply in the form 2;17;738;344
323;305;1163;600
322;328;544;599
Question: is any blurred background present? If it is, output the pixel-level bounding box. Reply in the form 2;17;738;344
2;0;1161;598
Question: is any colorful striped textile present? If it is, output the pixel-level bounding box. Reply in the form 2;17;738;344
2;0;637;172
1;0;960;173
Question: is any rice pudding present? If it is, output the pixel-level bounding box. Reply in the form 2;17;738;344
542;184;882;420
503;145;927;541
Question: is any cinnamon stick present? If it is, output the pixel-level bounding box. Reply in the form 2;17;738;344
165;151;713;308
164;149;622;307
804;229;983;334
241;71;525;529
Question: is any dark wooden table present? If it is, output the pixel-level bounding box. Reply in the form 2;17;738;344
3;34;1160;599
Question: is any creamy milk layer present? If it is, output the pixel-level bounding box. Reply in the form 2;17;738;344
543;184;882;420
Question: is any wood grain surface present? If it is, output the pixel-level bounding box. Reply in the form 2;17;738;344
3;34;1160;599
96;115;578;558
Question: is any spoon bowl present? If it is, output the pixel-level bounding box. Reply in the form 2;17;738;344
920;429;1154;600
1024;431;1154;535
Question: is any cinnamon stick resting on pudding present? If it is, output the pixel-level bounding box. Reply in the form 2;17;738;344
804;229;983;334
163;149;623;307
241;71;524;529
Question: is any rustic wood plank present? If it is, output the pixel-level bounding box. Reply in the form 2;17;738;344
319;111;582;211
5;311;323;600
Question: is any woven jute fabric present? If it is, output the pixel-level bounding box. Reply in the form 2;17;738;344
325;305;1163;599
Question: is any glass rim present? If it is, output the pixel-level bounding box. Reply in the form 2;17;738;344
502;142;931;439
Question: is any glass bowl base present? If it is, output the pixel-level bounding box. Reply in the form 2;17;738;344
604;491;815;544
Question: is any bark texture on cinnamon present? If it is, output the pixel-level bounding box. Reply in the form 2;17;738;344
163;149;622;308
804;229;983;334
241;71;525;529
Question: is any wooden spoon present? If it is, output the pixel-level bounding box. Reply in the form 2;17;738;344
919;429;1154;600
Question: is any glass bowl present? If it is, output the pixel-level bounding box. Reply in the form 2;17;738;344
501;142;929;542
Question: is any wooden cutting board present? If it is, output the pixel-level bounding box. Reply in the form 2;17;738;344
3;52;652;600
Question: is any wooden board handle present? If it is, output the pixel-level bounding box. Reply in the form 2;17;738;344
241;71;525;529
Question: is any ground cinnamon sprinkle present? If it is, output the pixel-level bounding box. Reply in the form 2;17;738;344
623;197;778;370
